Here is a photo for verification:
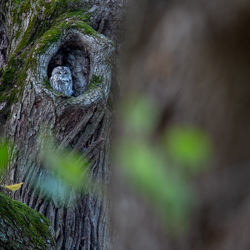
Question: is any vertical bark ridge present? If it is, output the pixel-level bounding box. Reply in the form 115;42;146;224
58;109;94;151
73;109;106;152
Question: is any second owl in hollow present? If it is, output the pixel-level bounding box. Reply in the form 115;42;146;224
49;66;74;96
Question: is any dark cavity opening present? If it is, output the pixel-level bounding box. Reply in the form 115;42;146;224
48;35;90;97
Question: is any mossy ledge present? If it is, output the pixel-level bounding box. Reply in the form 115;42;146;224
0;192;56;249
88;74;103;90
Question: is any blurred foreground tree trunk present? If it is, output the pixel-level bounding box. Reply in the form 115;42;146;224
0;1;125;249
113;0;250;249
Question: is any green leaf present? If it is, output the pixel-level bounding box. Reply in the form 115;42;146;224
164;126;213;173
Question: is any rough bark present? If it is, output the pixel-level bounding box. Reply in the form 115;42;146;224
0;1;126;249
0;192;56;249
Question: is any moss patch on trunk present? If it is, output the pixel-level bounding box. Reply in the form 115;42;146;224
0;192;56;249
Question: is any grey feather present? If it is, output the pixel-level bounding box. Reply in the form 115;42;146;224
49;66;74;96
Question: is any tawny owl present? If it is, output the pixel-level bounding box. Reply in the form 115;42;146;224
49;66;74;96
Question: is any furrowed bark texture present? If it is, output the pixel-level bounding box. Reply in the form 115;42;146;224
0;1;126;249
0;192;56;250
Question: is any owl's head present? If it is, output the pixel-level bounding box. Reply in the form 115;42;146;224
51;66;72;79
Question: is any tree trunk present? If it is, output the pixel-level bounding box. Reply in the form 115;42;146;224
0;1;125;249
0;192;56;249
113;0;250;249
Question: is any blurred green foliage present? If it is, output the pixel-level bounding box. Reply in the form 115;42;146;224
116;96;213;233
164;126;212;174
36;136;92;204
0;94;213;232
117;140;194;231
120;95;160;136
0;132;96;205
0;142;8;169
45;150;87;187
0;142;9;185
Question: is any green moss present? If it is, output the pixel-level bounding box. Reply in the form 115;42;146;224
0;192;55;248
17;1;31;16
5;0;95;54
107;97;113;108
0;57;19;92
36;17;97;55
12;0;23;4
56;10;91;24
20;51;28;60
44;78;52;90
15;15;42;53
88;75;103;90
12;1;70;53
10;1;32;37
0;53;29;106
0;1;98;110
